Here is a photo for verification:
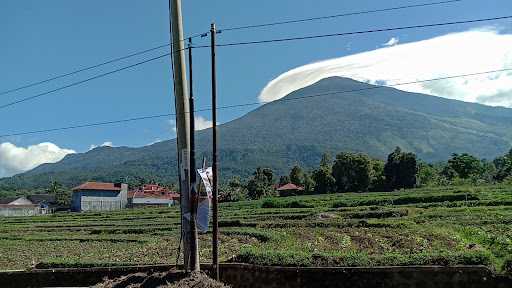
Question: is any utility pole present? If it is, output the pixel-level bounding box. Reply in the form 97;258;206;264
210;22;220;281
168;0;192;271
188;38;200;272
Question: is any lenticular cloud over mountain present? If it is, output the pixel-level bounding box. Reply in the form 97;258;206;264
259;28;512;107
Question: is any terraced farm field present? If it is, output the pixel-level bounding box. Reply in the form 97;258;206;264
1;185;512;273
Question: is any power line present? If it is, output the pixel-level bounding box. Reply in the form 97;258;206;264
0;0;467;97
2;15;510;111
209;15;512;48
0;113;173;138
1;67;509;138
0;43;192;111
0;39;205;98
219;0;463;32
0;43;169;97
0;53;169;110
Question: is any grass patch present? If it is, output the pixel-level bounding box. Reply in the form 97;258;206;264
234;248;492;267
261;198;314;209
332;194;478;208
344;209;408;219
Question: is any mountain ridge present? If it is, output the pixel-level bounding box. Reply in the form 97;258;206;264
2;76;511;188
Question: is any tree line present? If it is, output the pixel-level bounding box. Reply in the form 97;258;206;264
219;147;512;201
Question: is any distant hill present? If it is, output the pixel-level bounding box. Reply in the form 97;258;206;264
2;77;512;189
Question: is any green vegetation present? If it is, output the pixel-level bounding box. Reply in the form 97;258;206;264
220;148;512;202
1;184;511;273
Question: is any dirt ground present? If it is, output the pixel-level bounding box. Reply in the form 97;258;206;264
93;271;229;288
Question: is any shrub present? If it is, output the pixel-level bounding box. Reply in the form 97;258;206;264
503;256;512;274
218;220;257;227
393;194;478;205
345;209;408;219
332;194;479;208
332;199;391;208
261;198;314;209
234;247;312;266
232;249;492;267
221;229;273;242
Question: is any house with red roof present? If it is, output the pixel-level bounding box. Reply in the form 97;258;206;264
277;183;305;197
71;182;128;212
128;184;179;208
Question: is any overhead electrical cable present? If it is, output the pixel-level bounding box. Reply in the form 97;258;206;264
0;40;203;98
0;43;169;97
1;67;510;138
219;0;464;32
3;14;510;111
0;52;174;110
207;15;512;48
0;0;465;97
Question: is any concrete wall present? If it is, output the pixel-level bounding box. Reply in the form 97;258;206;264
71;189;125;212
1;264;511;288
81;196;123;211
215;264;512;288
0;206;41;217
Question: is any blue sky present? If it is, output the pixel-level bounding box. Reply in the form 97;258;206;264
1;0;511;176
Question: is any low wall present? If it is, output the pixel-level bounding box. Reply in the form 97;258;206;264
217;264;512;288
0;206;42;217
1;264;511;288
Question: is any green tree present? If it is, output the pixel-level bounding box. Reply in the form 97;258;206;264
219;176;247;202
417;162;442;187
303;172;315;194
312;153;335;194
370;159;387;191
46;181;70;206
278;175;291;186
319;153;332;169
247;168;275;199
384;147;418;190
289;165;305;187
494;149;512;182
312;168;335;194
332;152;372;192
480;160;496;184
444;153;483;179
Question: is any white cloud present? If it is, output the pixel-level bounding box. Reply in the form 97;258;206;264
0;142;75;177
383;37;399;47
259;28;512;107
194;116;214;131
168;117;216;132
89;141;113;151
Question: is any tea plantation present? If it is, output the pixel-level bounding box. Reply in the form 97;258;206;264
1;185;511;273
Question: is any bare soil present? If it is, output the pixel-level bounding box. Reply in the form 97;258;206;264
93;271;228;288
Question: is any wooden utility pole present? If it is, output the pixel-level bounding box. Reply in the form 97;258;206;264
210;22;220;281
188;38;200;272
168;0;192;271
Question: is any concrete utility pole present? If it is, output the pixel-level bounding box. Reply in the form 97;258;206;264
168;0;192;271
210;22;220;281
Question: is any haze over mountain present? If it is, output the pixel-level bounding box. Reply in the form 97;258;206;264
2;77;512;188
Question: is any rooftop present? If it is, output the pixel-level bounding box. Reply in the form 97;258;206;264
0;204;38;208
72;182;123;191
28;194;56;204
277;183;304;191
0;197;20;205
